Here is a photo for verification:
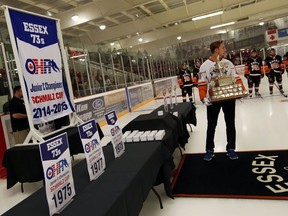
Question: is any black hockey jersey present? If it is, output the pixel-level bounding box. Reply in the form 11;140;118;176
265;55;283;73
178;68;193;85
246;57;263;75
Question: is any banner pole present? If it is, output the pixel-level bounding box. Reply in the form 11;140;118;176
3;6;37;143
55;19;79;125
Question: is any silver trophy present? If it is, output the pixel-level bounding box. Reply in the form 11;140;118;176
162;89;168;112
173;85;178;105
214;56;233;86
168;87;174;109
214;60;225;77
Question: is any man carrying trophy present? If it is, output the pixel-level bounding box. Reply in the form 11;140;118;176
198;40;247;161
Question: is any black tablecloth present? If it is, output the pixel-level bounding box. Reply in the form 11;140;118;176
2;144;43;189
153;102;196;125
122;112;185;198
2;125;103;190
2;142;164;216
123;112;185;151
152;102;196;148
152;102;196;124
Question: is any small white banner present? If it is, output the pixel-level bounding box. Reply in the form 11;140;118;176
78;119;106;181
39;133;75;216
105;111;125;158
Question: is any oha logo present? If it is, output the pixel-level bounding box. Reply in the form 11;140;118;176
84;139;100;153
110;125;120;136
46;158;69;180
92;99;104;109
25;58;60;75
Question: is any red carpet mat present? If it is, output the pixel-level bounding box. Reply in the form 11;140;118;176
172;150;288;200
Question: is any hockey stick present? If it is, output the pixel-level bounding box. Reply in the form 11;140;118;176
256;93;264;99
274;82;287;97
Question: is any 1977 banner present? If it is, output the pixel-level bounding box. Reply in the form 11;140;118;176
78;119;106;181
5;8;74;124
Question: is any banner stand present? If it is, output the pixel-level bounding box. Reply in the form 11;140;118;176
24;116;82;143
3;5;82;144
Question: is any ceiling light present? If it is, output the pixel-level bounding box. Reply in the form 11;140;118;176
136;32;140;36
192;11;223;21
110;42;115;46
99;25;106;30
138;38;143;42
259;22;264;26
71;15;79;21
174;22;179;26
47;11;52;17
129;46;133;48
177;36;182;40
219;30;227;34
210;22;235;29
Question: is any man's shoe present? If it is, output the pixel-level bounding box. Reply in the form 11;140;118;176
249;93;252;97
203;150;215;161
270;91;273;95
280;90;284;93
227;149;239;160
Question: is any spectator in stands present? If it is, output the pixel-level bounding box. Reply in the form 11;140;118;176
93;71;102;93
234;57;241;65
104;75;112;86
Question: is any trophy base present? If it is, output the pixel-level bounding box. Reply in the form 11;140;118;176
210;83;248;103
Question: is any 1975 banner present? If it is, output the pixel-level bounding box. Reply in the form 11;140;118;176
39;133;75;216
6;8;74;124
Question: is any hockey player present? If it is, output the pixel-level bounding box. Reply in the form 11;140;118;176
178;63;193;102
265;48;284;94
244;49;264;97
198;40;245;161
